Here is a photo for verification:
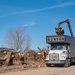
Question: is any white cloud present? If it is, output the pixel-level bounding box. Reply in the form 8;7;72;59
21;21;36;27
0;1;75;18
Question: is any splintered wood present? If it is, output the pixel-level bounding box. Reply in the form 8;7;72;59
0;48;48;68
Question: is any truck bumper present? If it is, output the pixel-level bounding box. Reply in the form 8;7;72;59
46;60;65;64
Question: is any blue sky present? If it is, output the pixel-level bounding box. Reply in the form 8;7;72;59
0;0;75;50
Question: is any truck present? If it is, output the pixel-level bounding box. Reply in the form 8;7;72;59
46;19;75;67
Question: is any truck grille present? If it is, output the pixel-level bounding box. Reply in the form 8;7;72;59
49;53;59;60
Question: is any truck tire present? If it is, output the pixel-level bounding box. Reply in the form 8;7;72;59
64;59;70;67
46;64;51;67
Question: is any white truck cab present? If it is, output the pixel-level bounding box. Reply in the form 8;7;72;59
46;44;69;64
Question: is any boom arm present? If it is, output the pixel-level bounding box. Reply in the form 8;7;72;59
58;19;73;37
55;19;73;37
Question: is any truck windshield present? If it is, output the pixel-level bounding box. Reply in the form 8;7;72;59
51;45;66;50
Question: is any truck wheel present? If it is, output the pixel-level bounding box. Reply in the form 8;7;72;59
64;59;70;67
46;64;51;67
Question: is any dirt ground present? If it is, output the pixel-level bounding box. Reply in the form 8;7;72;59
0;65;75;75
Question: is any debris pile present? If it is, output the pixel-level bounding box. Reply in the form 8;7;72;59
0;48;22;66
0;48;48;73
23;48;48;68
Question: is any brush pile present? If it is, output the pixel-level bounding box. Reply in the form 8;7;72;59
0;48;48;71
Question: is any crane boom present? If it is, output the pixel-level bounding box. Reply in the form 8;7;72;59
55;19;73;37
58;19;73;37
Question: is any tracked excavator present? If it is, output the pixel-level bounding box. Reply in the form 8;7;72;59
46;19;75;67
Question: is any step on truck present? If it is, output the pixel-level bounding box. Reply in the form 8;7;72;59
46;19;75;67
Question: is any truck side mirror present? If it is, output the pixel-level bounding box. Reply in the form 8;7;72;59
47;46;49;49
47;46;51;51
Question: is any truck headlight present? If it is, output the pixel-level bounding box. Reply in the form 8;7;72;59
46;55;49;60
63;51;65;54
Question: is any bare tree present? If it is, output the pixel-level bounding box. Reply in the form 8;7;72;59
24;35;31;53
5;27;31;52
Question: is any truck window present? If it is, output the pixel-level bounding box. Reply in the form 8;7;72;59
51;45;66;50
